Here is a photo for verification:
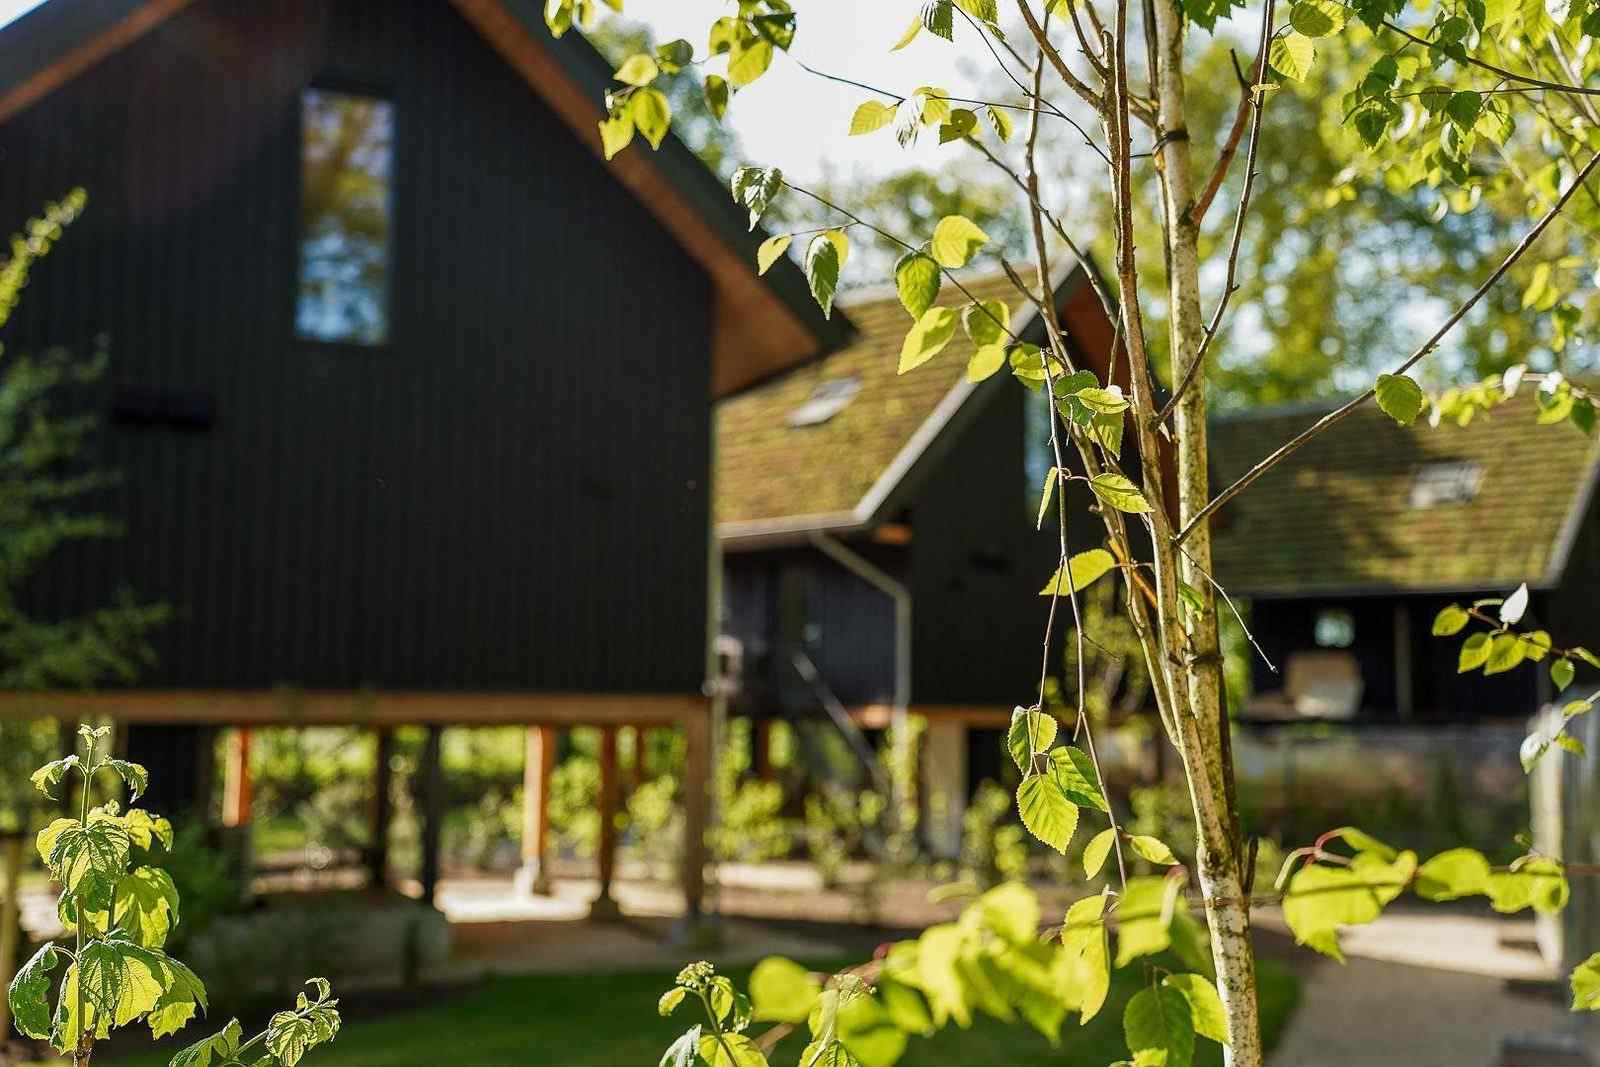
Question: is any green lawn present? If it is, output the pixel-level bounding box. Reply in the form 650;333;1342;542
103;956;1298;1067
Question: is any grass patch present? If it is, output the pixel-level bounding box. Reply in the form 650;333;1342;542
100;953;1297;1067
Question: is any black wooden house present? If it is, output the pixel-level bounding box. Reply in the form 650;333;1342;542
1209;394;1600;723
0;0;850;915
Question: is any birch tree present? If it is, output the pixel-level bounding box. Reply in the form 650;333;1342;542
549;0;1600;1062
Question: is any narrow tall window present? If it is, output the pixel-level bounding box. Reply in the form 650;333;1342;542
1023;385;1054;518
297;89;393;345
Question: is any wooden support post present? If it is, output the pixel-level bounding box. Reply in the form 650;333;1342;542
222;728;253;827
515;725;555;896
589;725;622;920
0;835;23;1042
369;728;394;890
752;718;773;781
681;709;711;923
419;725;444;907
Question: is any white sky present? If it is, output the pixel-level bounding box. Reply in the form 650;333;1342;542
620;1;972;181
0;0;43;29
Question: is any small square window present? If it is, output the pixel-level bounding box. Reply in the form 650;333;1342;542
1314;608;1355;649
297;89;393;345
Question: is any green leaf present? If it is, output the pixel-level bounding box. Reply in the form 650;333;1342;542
1282;853;1416;955
1414;848;1490;901
1088;473;1152;514
1486;858;1568;915
630;88;672;150
1115;876;1181;967
47;818;132;911
614;53;660;86
1483;632;1526;675
700;1032;769;1067
118;808;174;851
1084;828;1117;880
1007;706;1059;772
1129;836;1178;866
731;167;783;230
897;307;960;374
1048;747;1110;812
1458;633;1492;672
1016;774;1078;853
31;755;80;798
7;942;61;1039
1034;467;1058;529
1163;974;1227;1046
938;108;978;143
704;75;729;120
147;956;209;1040
922;0;955;40
986;105;1015;141
1060;893;1110;1023
930;215;989;269
890;12;922;50
750;957;821;1023
63;938;175;1046
116;866;182;949
837;993;906;1067
1553;658;1576;692
267;1005;339;1067
655;39;694;74
1500;582;1529;625
1445;90;1483;129
962;300;1009;346
823;229;850;270
850;100;897;136
659;1026;702;1067
1076;386;1129;414
1124;986;1196;1067
1288;0;1346;34
169;1018;243;1067
102;759;149;801
1571;952;1600;1011
728;36;774;86
1268;32;1316;80
967;344;1006;383
1039;549;1117;596
1375;373;1424;425
1431;604;1470;636
804;235;841;319
894;252;942;319
757;235;792;276
598;110;634;160
658;987;687;1016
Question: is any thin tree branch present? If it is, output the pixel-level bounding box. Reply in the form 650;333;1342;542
1189;50;1257;227
1380;19;1600;95
1177;148;1600;543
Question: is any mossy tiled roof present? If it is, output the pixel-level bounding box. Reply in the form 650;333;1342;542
1208;393;1600;596
715;273;1029;530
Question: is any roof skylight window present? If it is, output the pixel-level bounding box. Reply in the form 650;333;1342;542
788;377;861;427
1408;461;1484;509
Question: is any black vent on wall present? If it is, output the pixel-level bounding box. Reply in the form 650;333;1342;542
112;385;215;430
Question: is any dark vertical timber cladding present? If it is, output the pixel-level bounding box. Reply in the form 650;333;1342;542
0;0;712;694
909;382;1062;705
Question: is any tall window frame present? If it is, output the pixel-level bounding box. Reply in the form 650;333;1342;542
295;84;396;347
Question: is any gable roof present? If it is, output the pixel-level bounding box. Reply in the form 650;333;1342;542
0;0;852;398
716;263;1122;547
1208;392;1600;597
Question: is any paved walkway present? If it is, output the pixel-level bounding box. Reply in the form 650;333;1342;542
1257;909;1595;1066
